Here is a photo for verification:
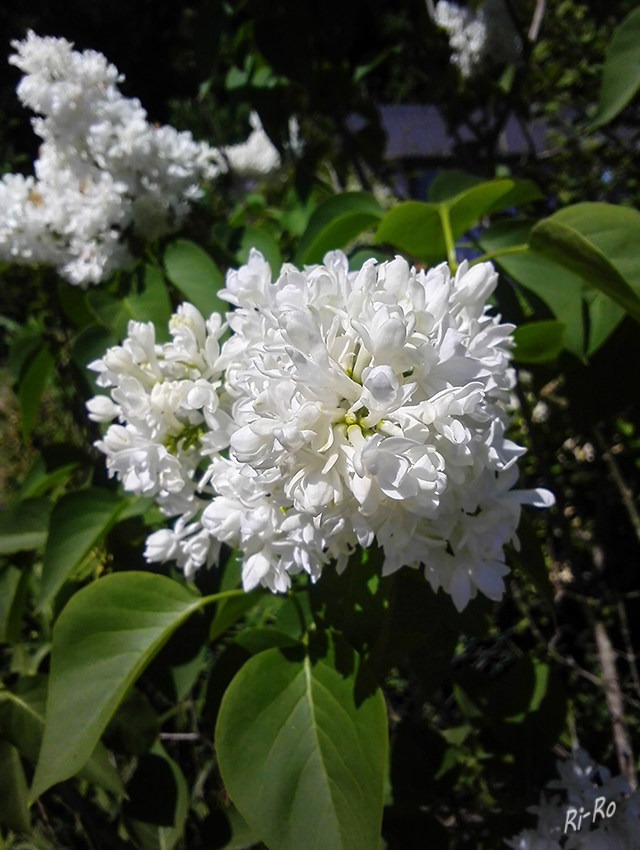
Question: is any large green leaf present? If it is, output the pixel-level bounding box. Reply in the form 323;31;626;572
530;203;640;325
0;676;124;795
18;342;55;442
38;488;128;608
0;499;51;555
164;239;227;318
0;741;30;833
591;6;640;128
31;573;239;800
215;639;388;850
296;193;384;265
377;179;540;264
512;321;565;364
479;219;624;357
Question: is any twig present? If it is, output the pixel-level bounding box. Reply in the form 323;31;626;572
593;619;637;789
159;732;200;741
594;428;640;547
617;598;640;703
528;0;546;42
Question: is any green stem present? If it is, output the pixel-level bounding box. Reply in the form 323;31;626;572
470;244;528;266
288;589;308;638
439;207;457;272
200;588;248;609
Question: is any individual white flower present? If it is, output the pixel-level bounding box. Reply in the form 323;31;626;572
505;749;640;850
0;31;221;286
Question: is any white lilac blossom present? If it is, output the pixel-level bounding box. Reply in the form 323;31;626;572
88;250;553;607
435;0;521;78
87;305;233;577
505;749;640;850
0;32;220;286
220;111;301;177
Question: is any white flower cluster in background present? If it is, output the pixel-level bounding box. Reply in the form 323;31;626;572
0;32;220;286
220;111;301;178
435;0;522;78
88;251;553;608
505;749;640;850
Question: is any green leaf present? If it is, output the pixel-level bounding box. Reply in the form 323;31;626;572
591;6;640;128
427;171;483;202
296;193;384;265
0;741;30;833
0;499;51;555
512;320;565;364
479;220;587;357
125;743;189;850
30;573;230;800
18;342;55;442
72;324;117;392
215;638;388;850
19;455;81;500
209;590;263;644
164;239;227;317
127;265;173;342
348;248;392;270
377;179;540;264
0;567;23;642
56;282;95;330
0;676;124;796
585;290;626;355
376;202;445;263
38;488;128;608
508;514;555;619
530;203;640;325
237;225;282;275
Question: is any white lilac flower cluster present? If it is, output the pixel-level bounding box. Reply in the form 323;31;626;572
505;749;640;850
88;250;553;609
221;111;301;177
0;32;220;287
434;0;521;79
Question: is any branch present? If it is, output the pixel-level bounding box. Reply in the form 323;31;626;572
528;0;546;42
593;619;637;789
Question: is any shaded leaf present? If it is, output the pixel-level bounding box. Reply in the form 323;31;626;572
0;741;30;833
127;265;173;341
512;320;565;364
38;487;128;608
18;342;55;442
0;499;51;555
591;6;640;128
0;676;124;796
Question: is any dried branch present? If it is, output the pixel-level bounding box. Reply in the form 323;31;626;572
593;619;637;789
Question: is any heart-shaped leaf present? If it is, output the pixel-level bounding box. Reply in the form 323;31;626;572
215;638;388;850
31;572;238;799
